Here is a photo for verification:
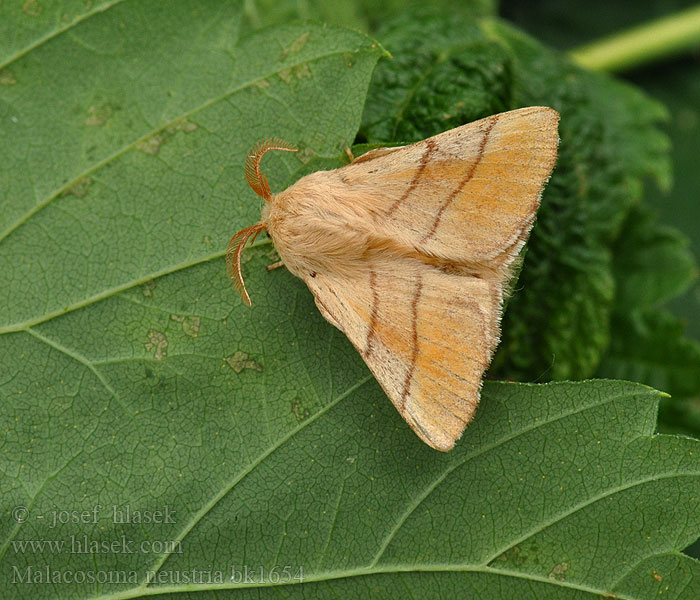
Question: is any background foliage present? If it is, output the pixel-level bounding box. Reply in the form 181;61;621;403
500;0;700;457
1;0;699;598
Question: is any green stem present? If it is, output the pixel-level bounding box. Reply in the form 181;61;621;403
568;4;700;72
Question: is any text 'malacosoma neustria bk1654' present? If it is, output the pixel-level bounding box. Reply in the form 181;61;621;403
227;107;560;452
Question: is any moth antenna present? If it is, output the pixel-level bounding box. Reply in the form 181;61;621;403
226;223;265;306
245;138;298;200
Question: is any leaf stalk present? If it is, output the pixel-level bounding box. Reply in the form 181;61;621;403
569;4;700;72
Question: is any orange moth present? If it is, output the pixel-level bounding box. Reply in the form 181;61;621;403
227;107;560;451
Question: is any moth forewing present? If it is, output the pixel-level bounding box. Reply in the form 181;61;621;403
230;106;560;451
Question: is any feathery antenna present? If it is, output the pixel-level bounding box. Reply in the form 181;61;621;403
244;138;298;200
226;224;265;306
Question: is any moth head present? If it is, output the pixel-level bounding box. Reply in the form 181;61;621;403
228;139;298;306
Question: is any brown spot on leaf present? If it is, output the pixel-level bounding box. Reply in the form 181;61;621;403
254;80;270;90
85;104;113;127
264;245;281;262
137;136;163;155
145;330;168;360
298;147;315;164
281;32;310;60
277;64;311;84
652;570;662;582
548;562;568;581
278;68;292;84
142;280;156;297
22;0;42;16
291;399;310;421
62;178;93;198
240;244;279;267
491;545;525;566
0;70;17;85
226;351;262;374
170;314;201;337
137;118;198;155
294;64;310;79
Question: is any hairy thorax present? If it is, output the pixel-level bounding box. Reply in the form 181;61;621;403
261;171;382;280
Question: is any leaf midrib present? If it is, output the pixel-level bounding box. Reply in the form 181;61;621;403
93;469;694;599
125;386;670;599
87;550;687;600
0;45;376;247
370;386;661;567
0;0;126;71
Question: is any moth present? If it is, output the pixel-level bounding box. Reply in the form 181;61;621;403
227;107;559;451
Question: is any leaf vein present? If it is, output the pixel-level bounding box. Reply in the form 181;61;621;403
139;374;375;587
0;0;126;71
369;388;659;567
0;48;377;246
25;327;129;414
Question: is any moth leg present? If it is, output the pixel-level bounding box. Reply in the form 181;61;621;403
344;147;355;163
265;260;285;272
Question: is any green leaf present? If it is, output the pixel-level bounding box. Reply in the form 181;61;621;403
501;1;700;442
628;50;700;344
359;15;513;142
611;203;697;313
597;202;700;430
0;5;385;332
240;0;497;34
3;345;700;597
599;310;700;399
0;0;381;589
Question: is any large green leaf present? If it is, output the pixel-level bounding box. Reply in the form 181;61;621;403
597;203;700;434
240;0;497;34
499;0;700;435
3;342;700;597
0;2;383;331
0;0;382;591
600;201;699;398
